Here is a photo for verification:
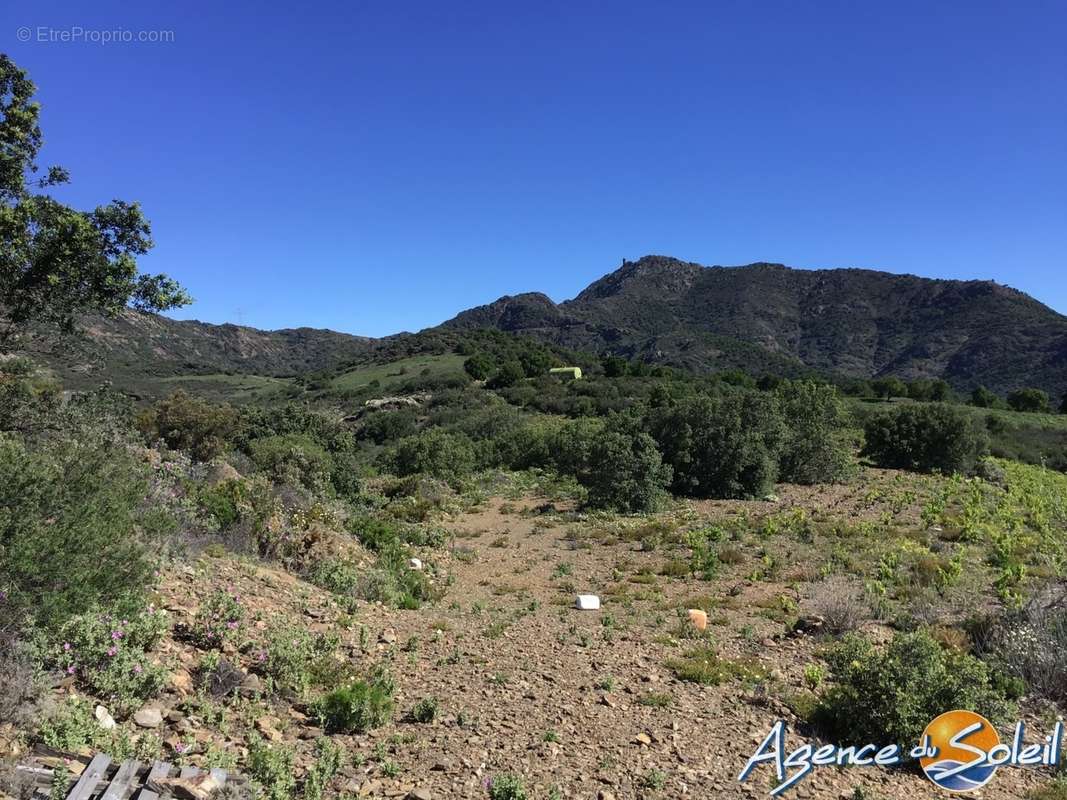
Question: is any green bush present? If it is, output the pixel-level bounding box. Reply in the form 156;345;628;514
971;385;1002;409
248;433;331;490
775;381;855;484
136;390;239;461
582;426;671;512
258;626;341;696
813;630;1015;746
1007;387;1052;414
391;428;476;481
0;435;161;632
46;600;169;715
190;588;246;649
246;735;296;800
411;695;439;723
358;408;418;445
488;774;528;800
315;670;395;733
650;391;785;499
862;403;988;474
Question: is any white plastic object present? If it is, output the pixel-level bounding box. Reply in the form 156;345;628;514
575;594;601;610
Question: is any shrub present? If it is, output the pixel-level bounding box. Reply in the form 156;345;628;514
580;424;671;512
190;588;246;649
807;578;869;636
411;695;439;723
972;589;1067;707
775;381;855;484
246;736;296;800
463;354;494;381
46;599;169;714
258;626;341;695
391;429;476;482
813;630;1015;746
487;774;527;800
248;433;331;490
315;671;395;733
305;557;360;595
358;408;418;444
302;739;343;800
0;435;161;632
1008;387;1052;414
0;637;43;728
136;390;239;461
862;403;988;474
971;385;1002;409
650;391;785;499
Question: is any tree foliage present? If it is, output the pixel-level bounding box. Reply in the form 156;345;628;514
649;391;785;499
0;55;189;337
1007;387;1051;414
862;403;987;474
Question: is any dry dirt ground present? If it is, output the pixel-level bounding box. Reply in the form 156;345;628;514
121;475;1058;800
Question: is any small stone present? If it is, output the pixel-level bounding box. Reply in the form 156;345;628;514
134;707;164;729
599;694;617;708
379;628;397;644
170;669;194;695
598;792;617;800
94;705;115;730
255;717;283;742
634;733;652;746
407;790;432;800
408;558;423;571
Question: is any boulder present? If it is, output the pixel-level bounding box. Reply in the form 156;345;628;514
134;707;164;729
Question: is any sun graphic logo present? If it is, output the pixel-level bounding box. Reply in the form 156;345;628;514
920;710;1000;792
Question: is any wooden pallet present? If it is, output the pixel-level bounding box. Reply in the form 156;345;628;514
16;752;238;800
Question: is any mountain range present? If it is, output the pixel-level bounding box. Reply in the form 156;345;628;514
21;255;1067;398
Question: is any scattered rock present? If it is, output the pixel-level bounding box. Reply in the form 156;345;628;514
94;705;116;730
634;733;652;746
409;557;423;571
379;628;398;644
407;789;432;800
255;716;283;742
134;707;164;729
240;673;263;696
170;669;194;695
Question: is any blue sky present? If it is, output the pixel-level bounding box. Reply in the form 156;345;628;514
4;0;1065;336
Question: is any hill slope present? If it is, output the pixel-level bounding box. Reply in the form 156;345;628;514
17;255;1067;400
444;255;1067;396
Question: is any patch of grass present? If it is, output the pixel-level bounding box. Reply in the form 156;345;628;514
665;645;769;686
638;692;672;708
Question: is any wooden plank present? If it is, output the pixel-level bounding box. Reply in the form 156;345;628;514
100;760;139;800
209;768;227;787
146;762;172;782
66;753;111;800
135;792;160;800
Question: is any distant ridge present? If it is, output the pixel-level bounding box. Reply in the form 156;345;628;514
20;255;1067;399
443;255;1067;396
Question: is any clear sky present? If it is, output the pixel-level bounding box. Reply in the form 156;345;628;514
3;0;1065;336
